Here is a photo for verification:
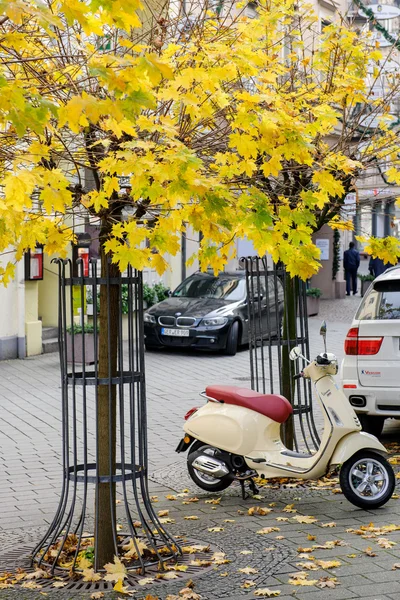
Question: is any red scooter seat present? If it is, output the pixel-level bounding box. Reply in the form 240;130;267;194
205;385;293;423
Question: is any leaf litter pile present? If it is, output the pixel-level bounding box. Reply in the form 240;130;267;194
0;533;218;597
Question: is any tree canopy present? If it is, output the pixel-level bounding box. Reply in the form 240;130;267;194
1;0;400;283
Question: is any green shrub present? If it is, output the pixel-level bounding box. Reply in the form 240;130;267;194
306;287;322;298
66;323;98;334
358;273;374;282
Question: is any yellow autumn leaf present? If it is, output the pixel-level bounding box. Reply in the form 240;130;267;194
103;556;127;583
254;589;281;597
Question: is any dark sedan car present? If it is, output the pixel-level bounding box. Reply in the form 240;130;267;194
143;271;284;355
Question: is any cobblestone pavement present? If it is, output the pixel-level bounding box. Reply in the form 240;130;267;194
1;296;400;599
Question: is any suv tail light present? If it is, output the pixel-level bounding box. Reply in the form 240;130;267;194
344;327;383;356
184;407;198;420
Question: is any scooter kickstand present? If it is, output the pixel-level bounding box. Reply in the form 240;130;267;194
239;479;248;500
249;478;259;496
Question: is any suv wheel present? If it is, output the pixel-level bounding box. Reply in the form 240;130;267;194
358;414;385;438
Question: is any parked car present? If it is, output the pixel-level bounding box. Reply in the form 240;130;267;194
143;271;284;355
341;266;400;436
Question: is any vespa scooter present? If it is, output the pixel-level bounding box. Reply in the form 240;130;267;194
176;322;395;509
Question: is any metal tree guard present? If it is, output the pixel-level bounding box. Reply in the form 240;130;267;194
31;258;179;575
242;256;320;453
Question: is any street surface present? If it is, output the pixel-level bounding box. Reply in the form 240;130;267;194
1;295;400;599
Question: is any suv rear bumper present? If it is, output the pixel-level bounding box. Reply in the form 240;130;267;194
342;382;400;417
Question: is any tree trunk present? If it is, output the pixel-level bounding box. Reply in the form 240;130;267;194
281;274;296;450
94;219;120;569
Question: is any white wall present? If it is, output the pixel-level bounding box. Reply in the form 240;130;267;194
0;255;18;339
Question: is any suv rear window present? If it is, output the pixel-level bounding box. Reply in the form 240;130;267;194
356;287;400;320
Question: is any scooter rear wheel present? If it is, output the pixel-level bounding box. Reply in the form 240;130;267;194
340;450;395;509
187;441;233;492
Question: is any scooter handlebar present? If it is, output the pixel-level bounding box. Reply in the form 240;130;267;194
293;372;304;380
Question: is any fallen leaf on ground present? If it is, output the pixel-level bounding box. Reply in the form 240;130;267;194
239;567;259;575
150;496;158;502
122;538;149;559
25;570;49;580
254;589;281;597
220;572;228;577
377;538;396;549
224;519;235;523
104;557;127;583
257;527;280;535
316;577;340;589
276;517;288;522
205;498;221;505
240;550;253;555
90;593;104;600
157;571;179;580
392;563;400;570
158;510;169;517
182;545;210;554
184;516;199;521
288;572;318;586
252;495;265;500
208;527;223;532
114;580;134;595
307;534;316;541
21;582;42;589
241;580;256;588
293;515;317;524
166;495;176;501
52;582;67;588
211;552;230;565
296;562;319;570
159;518;175;524
169;565;188;572
182;498;199;504
364;547;376;557
138;577;155;586
315;560;341;569
248;507;272;516
283;504;296;513
189;559;212;567
275;536;284;540
321;522;336;528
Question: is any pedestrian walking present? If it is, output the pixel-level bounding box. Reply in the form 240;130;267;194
343;242;360;296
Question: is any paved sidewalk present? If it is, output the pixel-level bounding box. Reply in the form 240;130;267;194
1;304;400;599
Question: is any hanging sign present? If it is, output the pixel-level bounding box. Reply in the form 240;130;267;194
358;4;400;19
370;30;395;47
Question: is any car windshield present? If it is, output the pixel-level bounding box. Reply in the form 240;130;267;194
173;275;246;301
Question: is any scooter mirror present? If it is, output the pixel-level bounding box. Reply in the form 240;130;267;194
289;346;301;361
320;321;327;337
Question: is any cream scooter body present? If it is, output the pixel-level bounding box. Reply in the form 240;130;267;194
184;359;387;480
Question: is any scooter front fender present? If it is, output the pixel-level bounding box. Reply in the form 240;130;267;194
330;431;387;467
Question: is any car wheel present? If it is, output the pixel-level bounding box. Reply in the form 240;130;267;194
145;342;158;351
340;450;395;509
224;321;239;356
358;414;385;438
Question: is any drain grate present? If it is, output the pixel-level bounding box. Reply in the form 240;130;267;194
0;538;220;593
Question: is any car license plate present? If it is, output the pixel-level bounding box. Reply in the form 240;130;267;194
161;328;190;337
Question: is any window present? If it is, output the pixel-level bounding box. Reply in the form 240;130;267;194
173;275;246;301
356;287;400;320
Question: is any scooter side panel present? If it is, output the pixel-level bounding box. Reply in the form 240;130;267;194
330;431;387;466
183;402;276;456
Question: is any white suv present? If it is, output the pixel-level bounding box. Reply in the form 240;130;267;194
341;266;400;437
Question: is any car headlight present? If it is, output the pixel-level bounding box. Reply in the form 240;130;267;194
202;317;228;327
144;313;156;324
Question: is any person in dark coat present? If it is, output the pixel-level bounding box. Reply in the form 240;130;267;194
343;242;360;296
369;256;395;278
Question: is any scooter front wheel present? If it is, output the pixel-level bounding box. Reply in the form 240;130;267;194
187;441;233;492
340;451;395;509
